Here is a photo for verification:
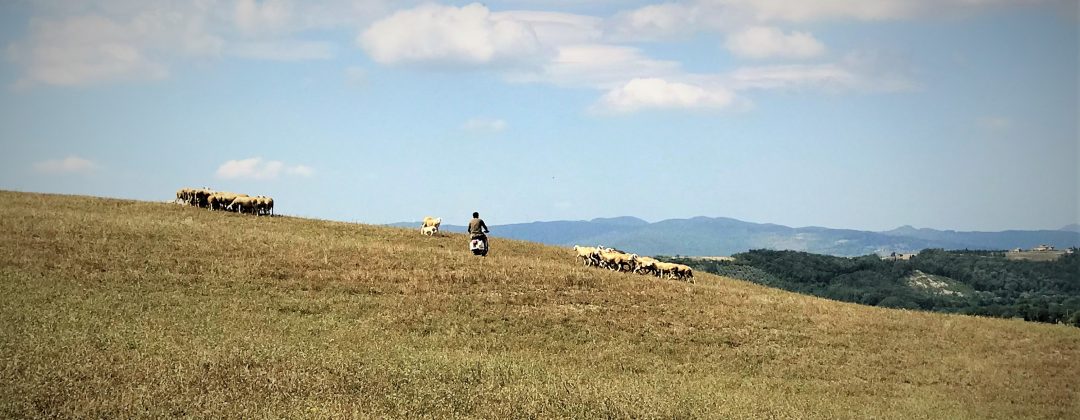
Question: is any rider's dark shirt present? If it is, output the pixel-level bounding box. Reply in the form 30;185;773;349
468;218;488;235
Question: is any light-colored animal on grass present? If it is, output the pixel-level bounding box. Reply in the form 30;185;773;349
253;196;274;216
573;245;601;266
598;249;638;272
173;187;273;216
634;256;661;276
176;187;196;205
573;244;693;283
421;216;442;234
192;188;215;208
208;192;245;211
652;261;680;279
421;225;438;236
231;196;258;214
673;263;694;282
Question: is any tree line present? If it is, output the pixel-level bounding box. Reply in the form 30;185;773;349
661;249;1080;327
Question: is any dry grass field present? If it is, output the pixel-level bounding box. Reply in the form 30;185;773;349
1;191;1078;418
1007;251;1068;262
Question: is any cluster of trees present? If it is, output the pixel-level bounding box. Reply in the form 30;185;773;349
661;249;1080;327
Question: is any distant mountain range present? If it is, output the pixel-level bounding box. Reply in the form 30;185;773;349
387;217;1080;257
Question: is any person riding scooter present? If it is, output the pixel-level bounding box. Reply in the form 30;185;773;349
468;211;490;256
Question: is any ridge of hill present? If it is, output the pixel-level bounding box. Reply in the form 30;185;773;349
2;191;1078;418
390;217;1080;257
880;225;1080;250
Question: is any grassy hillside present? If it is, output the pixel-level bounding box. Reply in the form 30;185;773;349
1;191;1078;418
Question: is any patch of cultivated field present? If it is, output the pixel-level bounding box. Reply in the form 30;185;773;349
1;191;1078;418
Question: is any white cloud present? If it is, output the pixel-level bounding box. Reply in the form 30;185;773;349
721;0;918;23
216;157;312;180
605;0;1064;41
234;0;294;35
7;0;398;87
462;117;508;133
725;26;825;59
286;164;315;177
33;156;98;174
229;40;337;61
718;51;918;92
508;44;681;89
8;15;175;87
724;64;859;90
358;3;549;69
592;78;737;114
232;0;409;35
493;11;602;46
715;0;1057;23
605;3;705;41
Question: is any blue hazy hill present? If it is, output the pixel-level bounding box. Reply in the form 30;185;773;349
388;217;1080;257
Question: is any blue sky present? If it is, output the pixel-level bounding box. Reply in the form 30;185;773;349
0;0;1076;231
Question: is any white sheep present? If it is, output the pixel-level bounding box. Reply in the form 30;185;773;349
573;245;601;266
421;216;441;234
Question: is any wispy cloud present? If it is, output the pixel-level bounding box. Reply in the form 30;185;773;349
229;40;337;61
359;3;549;69
33;156;98;174
462;117;508;133
286;164;315;177
6;0;396;87
605;0;1063;40
508;44;681;89
592;78;737;114
725;26;825;59
7;15;177;87
216;157;313;180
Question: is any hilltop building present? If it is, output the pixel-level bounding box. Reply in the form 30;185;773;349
1006;245;1069;261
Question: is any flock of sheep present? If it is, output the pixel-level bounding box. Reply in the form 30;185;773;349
411;217;693;281
171;197;693;282
574;245;694;282
175;187;274;216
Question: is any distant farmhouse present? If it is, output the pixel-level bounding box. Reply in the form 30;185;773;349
1007;244;1072;262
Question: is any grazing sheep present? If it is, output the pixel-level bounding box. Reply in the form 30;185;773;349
674;264;694;282
598;249;637;272
229;194;250;211
206;192;243;211
177;187;203;206
421;216;441;233
260;196;274;216
250;196;273;216
574;243;694;283
574;244;695;283
231;196;258;214
176;188;194;205
192;188;215;208
207;193;226;210
653;262;680;279
573;245;601;267
634;256;661;276
421;225;437;236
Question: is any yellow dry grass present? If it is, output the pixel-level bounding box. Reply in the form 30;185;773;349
1;191;1077;418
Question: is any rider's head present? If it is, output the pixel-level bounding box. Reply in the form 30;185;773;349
472;212;479;218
